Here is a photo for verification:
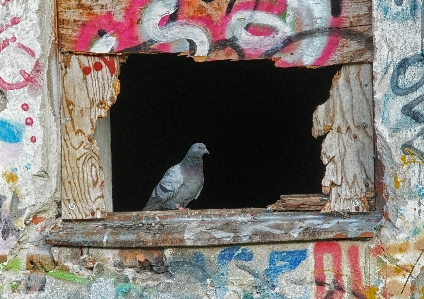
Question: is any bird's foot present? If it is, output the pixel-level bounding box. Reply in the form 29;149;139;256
176;204;190;210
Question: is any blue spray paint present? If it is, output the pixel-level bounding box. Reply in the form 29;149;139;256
376;0;421;20
0;119;23;143
266;250;308;289
216;247;253;299
115;283;141;298
217;247;254;267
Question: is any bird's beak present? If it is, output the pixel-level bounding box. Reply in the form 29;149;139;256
205;149;210;154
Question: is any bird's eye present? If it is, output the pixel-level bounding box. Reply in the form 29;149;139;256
198;146;202;149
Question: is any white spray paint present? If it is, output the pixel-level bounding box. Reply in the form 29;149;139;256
141;0;210;56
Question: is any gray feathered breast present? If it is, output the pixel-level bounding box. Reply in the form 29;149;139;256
143;143;209;211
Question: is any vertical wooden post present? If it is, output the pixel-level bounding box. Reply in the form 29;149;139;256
60;54;120;219
312;63;374;212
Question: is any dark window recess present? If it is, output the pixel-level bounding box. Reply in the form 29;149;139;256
111;54;341;212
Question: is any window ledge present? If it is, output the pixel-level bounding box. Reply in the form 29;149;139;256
45;209;381;248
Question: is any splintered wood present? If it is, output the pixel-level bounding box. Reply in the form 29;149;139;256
61;54;121;219
268;194;328;211
312;63;374;212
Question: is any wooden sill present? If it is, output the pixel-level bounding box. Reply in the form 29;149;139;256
45;209;381;248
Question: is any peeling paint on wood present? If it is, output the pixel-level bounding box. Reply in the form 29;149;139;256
61;53;121;219
46;209;380;247
312;63;374;212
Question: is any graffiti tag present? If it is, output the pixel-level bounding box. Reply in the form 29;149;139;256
390;53;424;159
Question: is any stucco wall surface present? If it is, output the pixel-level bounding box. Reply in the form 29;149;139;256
373;0;424;298
0;0;61;295
5;241;375;298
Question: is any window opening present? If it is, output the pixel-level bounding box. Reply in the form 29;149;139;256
111;54;341;211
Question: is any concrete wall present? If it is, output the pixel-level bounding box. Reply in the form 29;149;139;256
373;0;424;297
0;0;423;298
0;0;59;265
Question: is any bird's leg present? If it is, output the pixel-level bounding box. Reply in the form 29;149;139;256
176;204;190;210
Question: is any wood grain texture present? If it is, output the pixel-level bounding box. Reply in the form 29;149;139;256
57;0;372;67
312;63;374;212
61;54;121;219
268;194;328;211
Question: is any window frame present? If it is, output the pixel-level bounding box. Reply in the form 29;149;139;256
53;53;380;248
60;53;376;219
55;0;380;247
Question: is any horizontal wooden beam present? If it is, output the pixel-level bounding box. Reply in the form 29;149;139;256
58;0;372;67
46;209;380;247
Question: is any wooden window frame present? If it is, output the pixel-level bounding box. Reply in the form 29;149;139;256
47;53;380;248
49;0;381;247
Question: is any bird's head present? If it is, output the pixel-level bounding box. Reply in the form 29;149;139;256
189;143;210;156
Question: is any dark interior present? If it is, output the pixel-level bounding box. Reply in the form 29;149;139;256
111;54;341;211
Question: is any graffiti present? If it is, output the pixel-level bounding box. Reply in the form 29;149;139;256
0;192;26;255
183;216;371;244
0;119;24;166
0;90;7;113
0;119;23;144
330;0;342;17
314;242;345;299
140;0;210;56
19;243;373;298
0;9;40;148
314;242;371;299
391;54;424;96
167;246;309;298
74;0;370;67
266;250;307;289
0;13;42;91
216;247;254;298
377;0;419;19
401;148;424;168
82;57;116;76
402;250;423;294
390;53;424;160
371;241;424;298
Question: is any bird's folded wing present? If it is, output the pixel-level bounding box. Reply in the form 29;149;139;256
194;178;204;199
143;165;184;210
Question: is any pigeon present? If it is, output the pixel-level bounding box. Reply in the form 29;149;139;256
143;143;209;211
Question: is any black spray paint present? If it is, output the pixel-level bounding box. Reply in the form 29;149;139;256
330;0;343;17
390;53;424;156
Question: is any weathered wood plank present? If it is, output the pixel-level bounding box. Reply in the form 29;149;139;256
57;0;372;67
268;194;328;211
61;54;121;219
94;113;113;212
46;209;380;247
312;63;374;212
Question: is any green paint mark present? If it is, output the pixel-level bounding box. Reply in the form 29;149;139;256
280;10;287;22
243;291;254;299
47;270;90;284
10;281;20;292
5;258;22;272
